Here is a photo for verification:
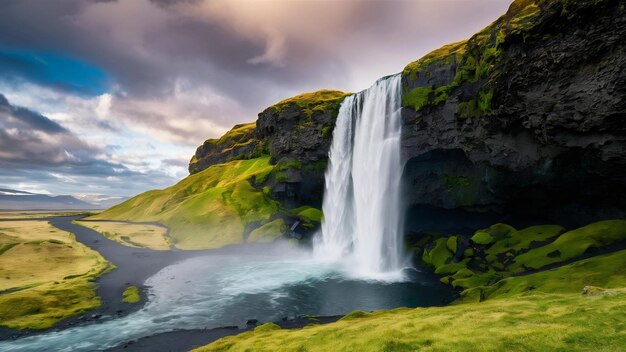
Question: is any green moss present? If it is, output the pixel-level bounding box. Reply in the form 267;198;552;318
275;159;302;171
423;238;454;267
122;285;140;304
486;224;564;255
478;90;494;112
402;86;432;111
457;90;495;118
478;249;626;301
446;236;458;254
433;86;450;104
471;231;495;245
270;90;350;118
247;219;286;243
321;126;333;139
275;172;289;182
510;220;626;272
293;207;323;223
435;259;469;275
403;40;467;80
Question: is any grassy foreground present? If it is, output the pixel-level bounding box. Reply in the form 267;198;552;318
74;220;171;250
0;220;112;329
195;249;626;352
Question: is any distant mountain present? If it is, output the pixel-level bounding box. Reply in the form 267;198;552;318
72;194;130;209
0;188;129;211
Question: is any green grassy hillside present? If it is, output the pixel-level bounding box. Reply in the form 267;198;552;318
89;157;281;249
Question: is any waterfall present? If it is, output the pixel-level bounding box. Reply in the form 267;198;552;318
315;74;405;277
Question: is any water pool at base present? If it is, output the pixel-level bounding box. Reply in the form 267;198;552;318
0;253;455;352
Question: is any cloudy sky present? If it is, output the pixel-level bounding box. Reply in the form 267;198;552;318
0;0;511;198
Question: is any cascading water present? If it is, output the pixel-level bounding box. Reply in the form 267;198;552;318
315;74;406;277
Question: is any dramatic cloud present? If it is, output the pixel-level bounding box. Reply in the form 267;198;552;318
0;93;87;165
0;0;513;196
0;93;178;195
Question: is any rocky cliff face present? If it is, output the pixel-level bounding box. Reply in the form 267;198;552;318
191;90;349;208
400;0;626;226
189;0;626;234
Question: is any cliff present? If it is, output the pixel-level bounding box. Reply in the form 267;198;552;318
400;0;626;226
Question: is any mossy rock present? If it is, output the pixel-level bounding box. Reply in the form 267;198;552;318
434;259;469;275
423;238;454;268
446;236;458;254
247;219;286;243
471;231;495;245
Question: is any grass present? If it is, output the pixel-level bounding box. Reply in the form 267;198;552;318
122;285;140;303
0;220;112;329
89;157;281;250
74;221;171;250
269;90;350;117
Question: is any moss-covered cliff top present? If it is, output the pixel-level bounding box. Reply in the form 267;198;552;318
402;0;542;81
400;0;617;117
269;89;350;116
196;122;256;154
189;122;263;174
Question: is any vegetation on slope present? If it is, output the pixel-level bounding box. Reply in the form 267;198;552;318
269;90;350;117
189;122;265;174
401;0;555;117
91;156;324;250
0;220;112;329
74;221;171;250
196;220;626;351
90;157;282;249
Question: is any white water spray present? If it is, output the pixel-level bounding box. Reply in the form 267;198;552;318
315;74;406;277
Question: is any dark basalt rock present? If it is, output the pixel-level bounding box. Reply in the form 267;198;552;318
256;103;335;165
400;0;626;226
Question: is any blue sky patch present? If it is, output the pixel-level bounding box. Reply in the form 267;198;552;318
0;48;110;96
